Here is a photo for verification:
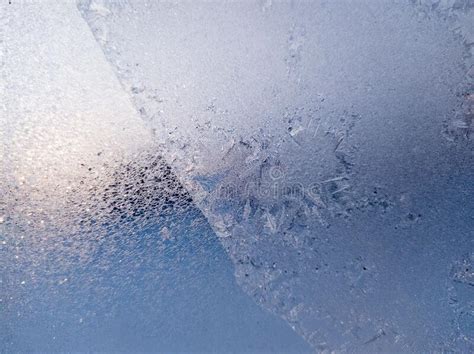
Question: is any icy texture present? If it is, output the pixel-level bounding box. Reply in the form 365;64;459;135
77;0;474;351
0;1;311;352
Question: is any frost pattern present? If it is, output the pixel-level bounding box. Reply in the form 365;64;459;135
412;0;474;142
446;252;474;350
76;0;474;351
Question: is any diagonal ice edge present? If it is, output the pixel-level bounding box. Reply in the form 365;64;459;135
1;0;314;352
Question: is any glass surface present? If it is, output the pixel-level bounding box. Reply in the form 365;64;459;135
2;0;473;352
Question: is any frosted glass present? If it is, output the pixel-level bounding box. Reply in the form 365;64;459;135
1;0;472;351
